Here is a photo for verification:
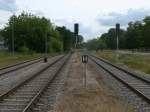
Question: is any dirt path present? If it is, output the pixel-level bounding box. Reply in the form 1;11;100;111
53;53;134;112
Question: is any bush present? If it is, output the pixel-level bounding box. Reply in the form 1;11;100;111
19;46;29;53
48;37;63;53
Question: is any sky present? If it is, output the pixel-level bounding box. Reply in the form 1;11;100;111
0;0;150;40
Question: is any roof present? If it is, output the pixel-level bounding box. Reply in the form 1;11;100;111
0;41;4;45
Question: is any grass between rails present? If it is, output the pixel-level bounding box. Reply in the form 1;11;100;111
92;51;150;75
0;50;52;68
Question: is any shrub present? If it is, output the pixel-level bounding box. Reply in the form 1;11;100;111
19;46;29;53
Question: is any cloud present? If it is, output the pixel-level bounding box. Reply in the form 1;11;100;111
54;18;90;34
0;10;12;28
53;19;93;40
54;8;150;40
54;18;102;41
98;9;150;27
0;0;17;12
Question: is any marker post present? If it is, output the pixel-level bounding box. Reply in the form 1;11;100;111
82;55;88;88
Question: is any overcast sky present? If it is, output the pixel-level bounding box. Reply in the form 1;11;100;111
0;0;150;40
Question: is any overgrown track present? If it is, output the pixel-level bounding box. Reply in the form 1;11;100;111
0;57;43;76
0;54;71;112
89;55;150;111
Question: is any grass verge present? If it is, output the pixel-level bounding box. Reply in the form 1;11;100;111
93;51;150;75
0;51;44;68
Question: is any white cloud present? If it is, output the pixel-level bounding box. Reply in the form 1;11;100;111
98;9;150;27
0;0;18;28
0;0;17;12
53;18;108;40
0;10;12;28
1;0;150;40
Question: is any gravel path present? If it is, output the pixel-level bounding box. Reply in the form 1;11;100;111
53;53;134;112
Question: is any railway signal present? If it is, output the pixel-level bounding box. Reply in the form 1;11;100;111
74;23;79;35
74;23;79;48
116;23;120;51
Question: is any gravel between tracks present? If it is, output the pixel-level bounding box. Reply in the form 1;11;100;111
53;53;134;112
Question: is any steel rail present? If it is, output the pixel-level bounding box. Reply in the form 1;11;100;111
22;53;71;112
90;54;150;83
0;57;43;76
0;57;42;71
0;55;65;101
89;55;150;104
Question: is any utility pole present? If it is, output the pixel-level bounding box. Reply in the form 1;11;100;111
116;23;120;51
44;33;48;62
45;33;48;56
74;23;79;48
12;14;15;56
115;23;120;62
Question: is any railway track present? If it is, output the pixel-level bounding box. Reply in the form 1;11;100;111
0;55;64;96
89;54;150;112
0;57;43;76
0;53;71;112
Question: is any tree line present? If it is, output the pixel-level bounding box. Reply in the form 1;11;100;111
0;12;83;53
86;16;150;51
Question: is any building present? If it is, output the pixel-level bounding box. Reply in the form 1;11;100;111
0;41;5;50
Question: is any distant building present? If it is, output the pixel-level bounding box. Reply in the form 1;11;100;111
0;35;8;50
0;41;5;50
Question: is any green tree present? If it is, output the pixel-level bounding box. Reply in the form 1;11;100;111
97;39;107;50
99;28;125;49
56;26;75;51
125;21;143;49
143;16;150;48
86;38;99;50
1;12;63;53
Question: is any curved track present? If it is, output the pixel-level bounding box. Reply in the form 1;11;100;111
0;54;71;112
89;54;150;111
